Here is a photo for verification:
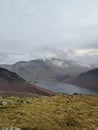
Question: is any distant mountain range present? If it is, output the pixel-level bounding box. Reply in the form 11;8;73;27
66;68;98;90
0;58;90;83
0;67;54;97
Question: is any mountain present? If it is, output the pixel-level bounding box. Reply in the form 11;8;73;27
0;67;54;97
0;58;90;83
66;68;98;90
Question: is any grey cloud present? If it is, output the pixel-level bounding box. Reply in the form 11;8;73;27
84;43;98;49
0;0;98;64
0;53;8;63
0;52;32;64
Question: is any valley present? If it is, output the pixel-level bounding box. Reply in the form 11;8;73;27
0;0;98;129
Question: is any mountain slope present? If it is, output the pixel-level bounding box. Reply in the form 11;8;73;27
0;58;90;83
0;67;54;97
66;68;98;90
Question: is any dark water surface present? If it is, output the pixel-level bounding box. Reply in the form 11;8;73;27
36;82;98;94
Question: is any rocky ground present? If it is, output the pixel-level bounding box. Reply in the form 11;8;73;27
0;94;98;130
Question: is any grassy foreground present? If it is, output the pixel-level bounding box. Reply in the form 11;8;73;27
0;94;98;130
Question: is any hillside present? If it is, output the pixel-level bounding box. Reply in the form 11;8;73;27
66;68;98;90
0;94;98;130
0;58;90;83
0;67;54;97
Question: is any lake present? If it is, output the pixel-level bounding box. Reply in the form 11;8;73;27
36;82;98;94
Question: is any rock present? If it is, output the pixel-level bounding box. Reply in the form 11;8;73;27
2;127;21;130
0;100;12;105
25;99;33;104
16;98;32;105
2;128;9;130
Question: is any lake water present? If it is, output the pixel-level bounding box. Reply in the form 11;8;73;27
36;82;98;94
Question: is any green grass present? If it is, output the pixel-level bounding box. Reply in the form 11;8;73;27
0;94;98;130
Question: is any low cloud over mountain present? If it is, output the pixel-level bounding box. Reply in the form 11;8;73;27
0;47;98;68
0;56;90;83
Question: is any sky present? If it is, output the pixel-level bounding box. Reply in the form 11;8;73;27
0;0;98;66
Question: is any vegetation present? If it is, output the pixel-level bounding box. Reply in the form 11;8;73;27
0;94;98;130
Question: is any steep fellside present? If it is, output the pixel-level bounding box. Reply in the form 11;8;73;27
66;68;98;90
0;67;54;97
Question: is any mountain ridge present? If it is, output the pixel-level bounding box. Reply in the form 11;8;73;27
0;58;90;83
66;68;98;90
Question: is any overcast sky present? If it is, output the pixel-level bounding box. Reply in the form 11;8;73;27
0;0;98;65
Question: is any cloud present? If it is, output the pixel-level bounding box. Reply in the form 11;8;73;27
0;0;98;65
0;52;32;64
83;43;98;49
72;49;98;67
0;47;98;68
0;53;8;62
0;0;98;51
30;47;71;60
75;49;98;56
